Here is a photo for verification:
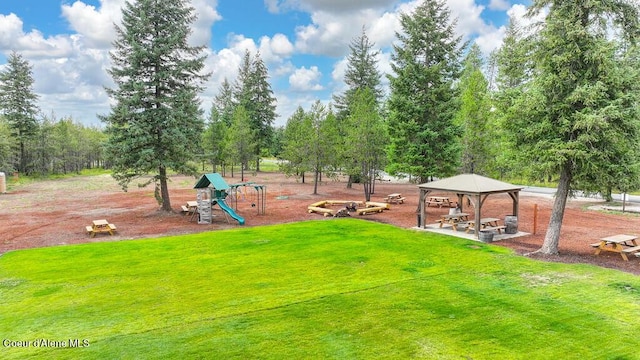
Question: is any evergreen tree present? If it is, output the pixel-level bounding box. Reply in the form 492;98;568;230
491;18;532;179
344;88;388;201
202;79;235;174
455;43;493;175
386;0;464;182
280;107;311;182
513;0;640;254
226;106;257;181
0;118;16;173
306;101;340;195
234;50;277;171
333;27;383;119
0;52;39;174
101;0;209;211
214;78;235;127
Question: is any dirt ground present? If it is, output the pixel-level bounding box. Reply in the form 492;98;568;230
2;172;640;275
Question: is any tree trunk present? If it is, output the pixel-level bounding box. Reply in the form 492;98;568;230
538;162;572;255
313;168;319;195
159;166;172;212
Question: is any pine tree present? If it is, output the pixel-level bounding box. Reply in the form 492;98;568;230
0;52;39;174
344;88;388;201
234;50;277;172
280;107;310;182
455;44;493;175
513;0;640;254
491;18;532;178
202;79;235;174
101;0;209;211
226;106;257;181
333;27;383;120
0;118;16;173
386;0;464;182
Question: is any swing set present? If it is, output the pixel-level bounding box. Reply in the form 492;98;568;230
227;181;267;215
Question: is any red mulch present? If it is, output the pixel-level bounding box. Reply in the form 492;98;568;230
2;172;640;275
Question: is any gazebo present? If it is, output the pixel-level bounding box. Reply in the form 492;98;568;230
417;174;524;237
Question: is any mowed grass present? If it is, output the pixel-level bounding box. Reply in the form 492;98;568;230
1;219;640;359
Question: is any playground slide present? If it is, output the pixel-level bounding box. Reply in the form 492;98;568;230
216;198;245;225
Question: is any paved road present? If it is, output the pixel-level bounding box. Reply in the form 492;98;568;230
522;186;640;203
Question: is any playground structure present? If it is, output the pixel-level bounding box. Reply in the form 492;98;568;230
308;200;390;217
228;181;267;215
193;173;249;225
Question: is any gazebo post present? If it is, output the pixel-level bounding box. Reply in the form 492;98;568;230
456;193;465;211
418;189;430;228
474;194;482;238
509;191;519;217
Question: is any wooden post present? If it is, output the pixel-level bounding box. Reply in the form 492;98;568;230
533;204;538;235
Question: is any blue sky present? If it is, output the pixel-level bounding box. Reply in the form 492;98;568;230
0;0;532;127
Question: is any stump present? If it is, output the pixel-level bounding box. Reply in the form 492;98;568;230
334;208;351;217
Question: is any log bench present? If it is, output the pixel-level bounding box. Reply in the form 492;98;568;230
357;206;386;215
308;206;334;217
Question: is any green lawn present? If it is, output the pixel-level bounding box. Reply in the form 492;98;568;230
1;219;639;359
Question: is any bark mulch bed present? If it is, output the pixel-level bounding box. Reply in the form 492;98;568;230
2;172;639;275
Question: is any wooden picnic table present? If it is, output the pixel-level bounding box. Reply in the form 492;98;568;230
86;219;116;237
186;201;199;221
438;213;469;231
465;218;505;234
427;196;453;208
385;193;406;204
592;234;640;261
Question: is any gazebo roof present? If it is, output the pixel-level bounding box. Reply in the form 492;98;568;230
417;174;523;195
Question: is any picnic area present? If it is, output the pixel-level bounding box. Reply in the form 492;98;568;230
1;172;640;274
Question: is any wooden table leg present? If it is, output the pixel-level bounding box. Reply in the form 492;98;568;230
594;241;605;255
616;244;629;261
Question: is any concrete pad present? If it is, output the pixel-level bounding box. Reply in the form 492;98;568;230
412;223;530;242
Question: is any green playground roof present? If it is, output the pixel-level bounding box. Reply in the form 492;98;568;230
193;173;230;190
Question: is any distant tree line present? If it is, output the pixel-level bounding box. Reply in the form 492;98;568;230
0;52;106;176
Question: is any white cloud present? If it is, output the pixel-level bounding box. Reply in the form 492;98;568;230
269;0;398;13
0;13;74;58
61;0;221;48
61;0;125;48
258;33;294;64
489;0;511;11
190;0;222;46
289;66;324;91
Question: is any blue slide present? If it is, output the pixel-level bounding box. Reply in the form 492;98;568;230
216;198;245;225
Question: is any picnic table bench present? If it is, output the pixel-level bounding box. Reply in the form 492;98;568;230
182;201;199;221
385;193;406;204
465;218;504;234
592;234;640;261
86;219;117;237
438;213;470;231
426;196;453;208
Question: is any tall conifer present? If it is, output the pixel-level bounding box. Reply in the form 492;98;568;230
102;0;209;211
386;0;464;182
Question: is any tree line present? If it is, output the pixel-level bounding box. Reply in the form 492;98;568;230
2;0;640;255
